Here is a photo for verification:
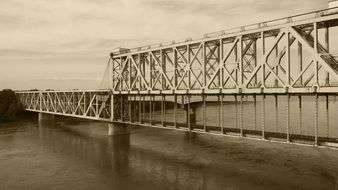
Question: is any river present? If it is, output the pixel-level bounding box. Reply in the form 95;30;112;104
1;98;338;189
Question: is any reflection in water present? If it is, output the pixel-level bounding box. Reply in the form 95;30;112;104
33;119;338;190
38;121;130;172
0;117;338;189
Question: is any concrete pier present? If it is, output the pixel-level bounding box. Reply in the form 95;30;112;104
38;113;55;122
108;123;130;136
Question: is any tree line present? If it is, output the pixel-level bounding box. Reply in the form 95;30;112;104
0;89;23;122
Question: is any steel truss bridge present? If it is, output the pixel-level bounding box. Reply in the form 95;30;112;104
16;7;338;148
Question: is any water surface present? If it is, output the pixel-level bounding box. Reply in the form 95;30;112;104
0;113;338;189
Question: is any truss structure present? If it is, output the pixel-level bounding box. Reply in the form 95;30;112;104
14;7;338;148
111;7;338;95
18;90;112;121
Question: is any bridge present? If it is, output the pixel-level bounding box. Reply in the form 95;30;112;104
16;6;338;148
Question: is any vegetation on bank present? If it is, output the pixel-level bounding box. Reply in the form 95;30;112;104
0;89;23;122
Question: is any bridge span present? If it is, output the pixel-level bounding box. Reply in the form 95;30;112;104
16;7;338;148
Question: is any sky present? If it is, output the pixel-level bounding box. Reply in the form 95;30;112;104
0;0;329;90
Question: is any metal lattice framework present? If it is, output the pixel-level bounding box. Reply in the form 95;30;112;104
15;7;338;148
110;7;338;95
18;90;112;121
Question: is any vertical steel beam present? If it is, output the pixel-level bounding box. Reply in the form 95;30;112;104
254;94;257;131
240;94;243;137
96;95;99;117
221;94;224;134
218;95;221;130
286;94;290;142
111;94;114;122
182;95;184;107
261;31;265;54
83;92;86;116
220;39;224;87
187;95;191;131
152;95;155;122
109;58;113;90
325;27;330;85
315;94;318;145
120;93;123;121
253;39;257;85
174;48;178;89
202;43;206;88
286;32;291;85
149;52;153;89
139;94;142;123
187;45;191;89
163;95;166;127
128;95;132;123
133;95;137;122
128;57;131;90
326;95;330;138
235;95;238;130
275;45;279;87
174;94;177;128
262;94;265;139
314;23;319;85
138;53;142;90
143;96;145;118
119;57;122;91
149;95;152;125
239;36;243;85
261;32;266;87
298;42;303;86
39;92;42;111
275;95;278;132
161;49;164;90
299;95;302;135
234;42;238;83
314;23;318;53
203;94;206;132
161;94;164;126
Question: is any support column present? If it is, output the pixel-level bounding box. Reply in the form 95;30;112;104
174;94;177;128
240;94;243;137
203;94;206;132
286;94;290;143
38;113;55;122
108;123;130;136
299;96;302;135
326;95;330;138
262;94;265;139
275;95;278;133
314;94;318;146
254;94;257;131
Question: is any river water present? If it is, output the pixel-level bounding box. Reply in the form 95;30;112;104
1;99;338;190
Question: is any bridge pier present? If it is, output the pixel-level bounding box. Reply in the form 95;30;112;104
38;113;55;122
185;106;197;131
108;123;130;136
